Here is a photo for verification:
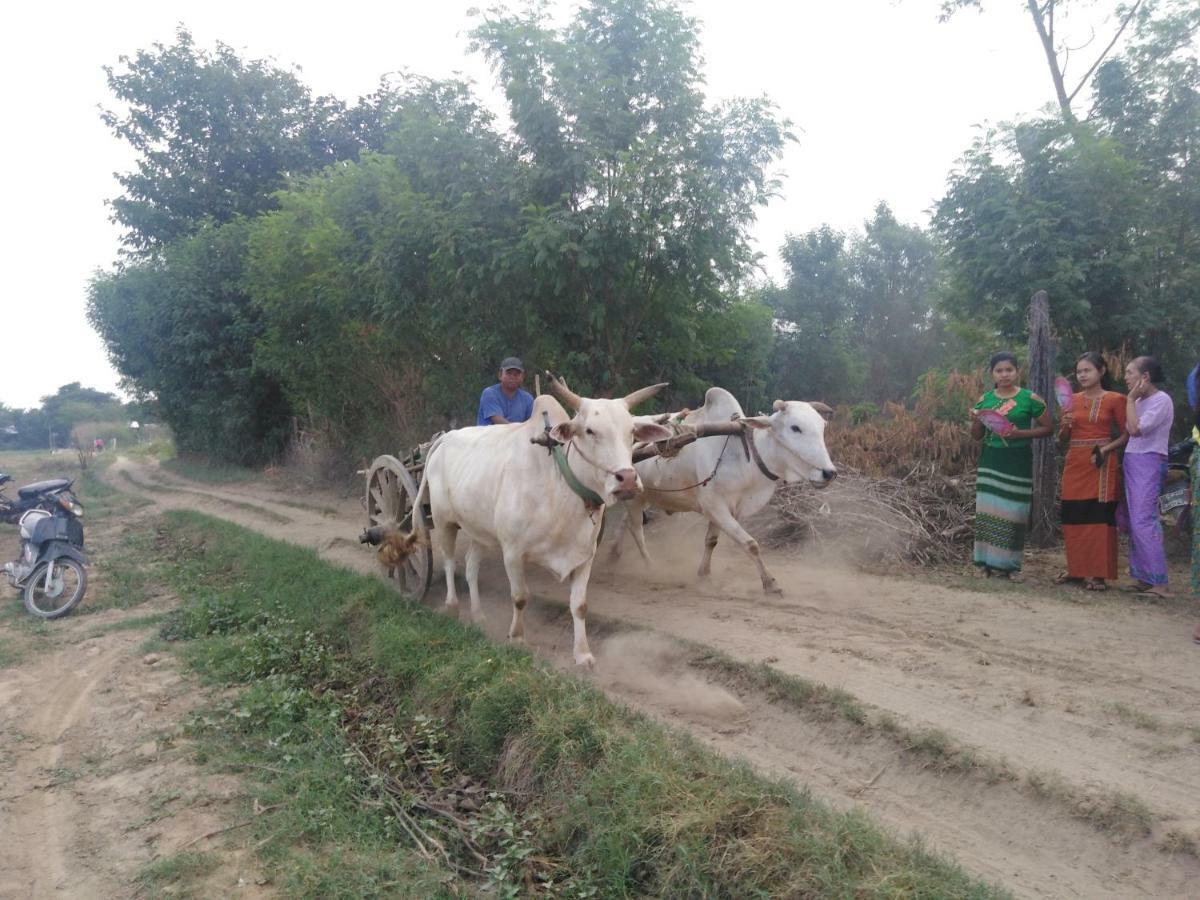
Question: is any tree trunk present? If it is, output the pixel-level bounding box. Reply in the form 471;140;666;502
1026;290;1058;548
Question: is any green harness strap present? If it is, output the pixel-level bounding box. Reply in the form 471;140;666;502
551;445;604;509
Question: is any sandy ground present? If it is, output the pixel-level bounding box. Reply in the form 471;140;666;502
0;501;269;899
5;455;1200;898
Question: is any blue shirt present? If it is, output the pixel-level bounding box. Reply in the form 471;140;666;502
477;384;534;426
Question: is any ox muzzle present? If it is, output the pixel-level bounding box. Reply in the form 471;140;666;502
612;467;640;502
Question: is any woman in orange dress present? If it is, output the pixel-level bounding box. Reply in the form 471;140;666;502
1057;352;1128;591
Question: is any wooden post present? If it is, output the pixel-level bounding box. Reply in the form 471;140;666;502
1026;290;1058;548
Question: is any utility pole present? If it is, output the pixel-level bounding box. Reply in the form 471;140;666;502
1026;291;1058;547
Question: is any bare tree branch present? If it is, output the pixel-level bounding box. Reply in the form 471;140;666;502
1067;0;1144;104
1027;0;1074;119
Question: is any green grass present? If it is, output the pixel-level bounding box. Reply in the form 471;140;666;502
1025;769;1155;837
0;636;20;669
81;612;169;639
134;851;220;897
113;509;1008;899
122;438;175;462
161;454;260;485
1108;702;1164;732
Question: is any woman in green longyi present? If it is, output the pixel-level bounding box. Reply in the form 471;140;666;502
969;352;1054;581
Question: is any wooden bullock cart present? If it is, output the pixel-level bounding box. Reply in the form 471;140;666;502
361;408;746;602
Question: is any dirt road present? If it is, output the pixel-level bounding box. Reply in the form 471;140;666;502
90;458;1200;896
0;503;267;898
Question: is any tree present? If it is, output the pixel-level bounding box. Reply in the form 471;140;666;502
935;3;1199;390
470;0;790;395
940;0;1148;121
768;206;943;406
849;204;944;397
88;220;292;465
766;226;864;405
102;27;362;252
92;2;788;463
39;383;126;445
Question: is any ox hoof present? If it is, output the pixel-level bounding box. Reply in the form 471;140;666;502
508;633;526;644
764;583;783;596
574;652;596;668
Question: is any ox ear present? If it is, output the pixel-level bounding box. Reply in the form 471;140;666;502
632;421;673;444
808;401;834;421
772;399;787;412
739;415;772;430
623;382;669;410
551;420;576;443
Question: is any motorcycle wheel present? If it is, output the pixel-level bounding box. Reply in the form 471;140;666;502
23;558;87;619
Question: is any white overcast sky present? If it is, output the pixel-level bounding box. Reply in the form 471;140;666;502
0;0;1111;409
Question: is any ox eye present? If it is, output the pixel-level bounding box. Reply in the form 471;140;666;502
791;425;802;434
585;427;595;436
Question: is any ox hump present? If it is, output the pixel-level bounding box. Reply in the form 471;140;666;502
696;386;745;424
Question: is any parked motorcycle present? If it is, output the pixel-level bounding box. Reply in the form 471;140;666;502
1159;438;1194;537
0;473;88;619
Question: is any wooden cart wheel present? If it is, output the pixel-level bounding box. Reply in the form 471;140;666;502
365;455;433;601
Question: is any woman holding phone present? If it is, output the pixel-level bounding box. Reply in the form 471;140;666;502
1123;356;1174;596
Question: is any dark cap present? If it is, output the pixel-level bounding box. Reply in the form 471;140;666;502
499;357;524;372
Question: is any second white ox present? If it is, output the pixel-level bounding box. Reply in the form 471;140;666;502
611;386;836;594
422;379;672;666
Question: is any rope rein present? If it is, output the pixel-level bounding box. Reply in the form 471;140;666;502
646;433;734;492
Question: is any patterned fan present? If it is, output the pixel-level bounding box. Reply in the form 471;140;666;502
977;408;1016;437
1054;376;1074;412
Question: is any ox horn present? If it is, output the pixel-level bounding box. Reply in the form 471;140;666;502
623;382;669;410
808;401;835;421
544;371;583;412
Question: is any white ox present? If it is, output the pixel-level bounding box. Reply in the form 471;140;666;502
610;387;836;594
422;379;672;666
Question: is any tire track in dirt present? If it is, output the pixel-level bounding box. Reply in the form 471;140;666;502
0;593;268;899
105;457;1200;898
0;637;124;896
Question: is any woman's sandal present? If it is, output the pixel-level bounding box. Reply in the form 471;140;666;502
1053;572;1078;585
1085;579;1107;592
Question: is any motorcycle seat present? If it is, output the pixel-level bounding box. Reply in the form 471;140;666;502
17;478;72;499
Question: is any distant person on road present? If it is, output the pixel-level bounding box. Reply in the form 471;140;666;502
1122;356;1173;597
477;357;535;426
1056;352;1127;592
969;351;1053;582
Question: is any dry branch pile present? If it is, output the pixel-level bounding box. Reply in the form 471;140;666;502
757;370;987;565
827;407;978;479
763;465;976;566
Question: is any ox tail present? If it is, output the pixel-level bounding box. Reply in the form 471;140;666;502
414;433;445;536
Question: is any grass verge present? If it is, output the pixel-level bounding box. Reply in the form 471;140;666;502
133;509;1005;898
162;454;261;484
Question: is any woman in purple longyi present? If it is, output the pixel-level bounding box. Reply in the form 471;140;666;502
1122;356;1173;597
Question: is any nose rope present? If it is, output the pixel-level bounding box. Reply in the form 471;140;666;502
565;438;624;480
